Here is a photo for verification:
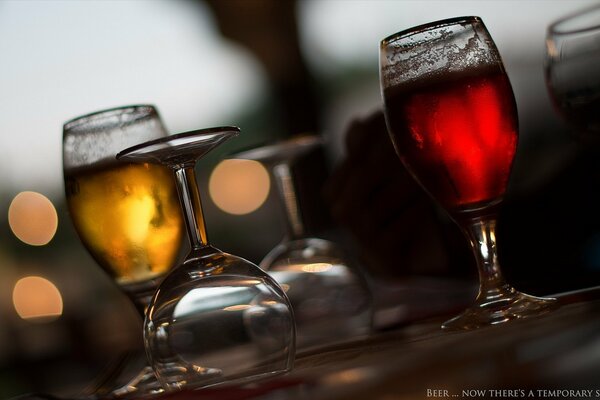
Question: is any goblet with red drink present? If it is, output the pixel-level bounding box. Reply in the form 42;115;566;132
380;16;556;330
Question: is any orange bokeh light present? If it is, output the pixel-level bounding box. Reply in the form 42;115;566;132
209;159;270;215
13;276;63;322
8;191;58;246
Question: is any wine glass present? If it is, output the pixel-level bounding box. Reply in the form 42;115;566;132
63;105;183;396
379;16;556;330
232;135;372;350
545;4;600;144
116;127;295;392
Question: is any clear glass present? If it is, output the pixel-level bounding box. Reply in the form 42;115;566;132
233;135;372;350
379;16;556;330
117;127;295;392
63;105;183;397
545;4;600;144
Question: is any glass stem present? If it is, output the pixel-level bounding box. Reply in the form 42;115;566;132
461;215;512;300
173;165;209;250
272;162;305;240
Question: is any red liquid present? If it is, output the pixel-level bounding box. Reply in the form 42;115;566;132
383;70;518;213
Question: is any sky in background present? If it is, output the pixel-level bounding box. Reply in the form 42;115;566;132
0;0;265;199
0;0;596;200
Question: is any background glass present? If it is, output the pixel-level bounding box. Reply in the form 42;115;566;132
545;4;600;144
233;135;372;350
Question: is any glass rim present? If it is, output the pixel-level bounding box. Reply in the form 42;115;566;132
63;104;158;131
548;4;600;35
231;134;322;162
381;16;483;47
116;126;241;160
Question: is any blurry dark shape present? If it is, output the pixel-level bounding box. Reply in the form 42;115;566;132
204;0;321;136
498;149;600;295
328;110;600;296
324;111;467;280
8;394;64;400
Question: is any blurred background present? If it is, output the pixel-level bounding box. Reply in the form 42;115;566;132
0;0;597;397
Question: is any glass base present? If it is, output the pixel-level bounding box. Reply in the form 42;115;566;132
158;364;290;392
95;363;220;398
442;284;557;331
151;363;222;392
109;366;163;398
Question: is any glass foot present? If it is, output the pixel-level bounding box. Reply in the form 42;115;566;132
442;284;557;331
108;366;162;398
150;363;222;392
84;353;163;399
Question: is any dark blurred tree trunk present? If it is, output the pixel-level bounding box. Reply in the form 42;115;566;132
204;0;321;136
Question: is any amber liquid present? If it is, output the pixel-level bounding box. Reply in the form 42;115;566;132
65;163;183;285
383;69;518;214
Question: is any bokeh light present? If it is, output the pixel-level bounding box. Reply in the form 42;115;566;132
209;159;270;215
8;191;58;246
301;263;333;273
13;276;63;322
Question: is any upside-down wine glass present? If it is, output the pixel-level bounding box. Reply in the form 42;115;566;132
63;105;183;396
545;4;600;145
233;135;372;350
117;127;295;392
379;16;556;330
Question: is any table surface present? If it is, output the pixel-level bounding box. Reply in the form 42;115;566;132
155;285;600;400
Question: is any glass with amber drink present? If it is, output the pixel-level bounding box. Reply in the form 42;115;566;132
63;105;183;396
379;17;556;330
